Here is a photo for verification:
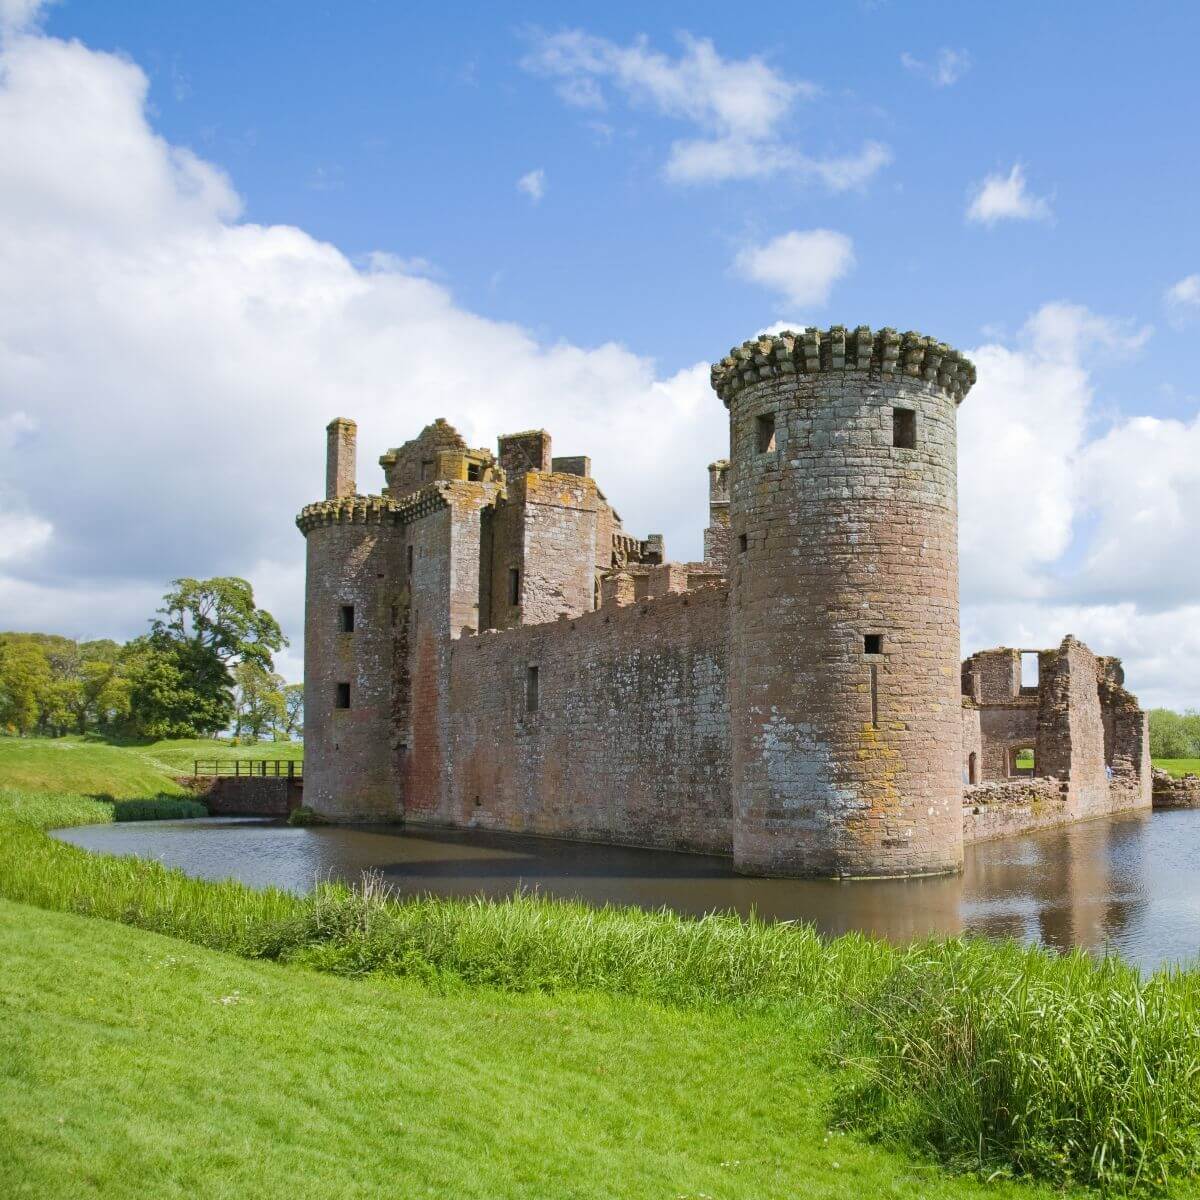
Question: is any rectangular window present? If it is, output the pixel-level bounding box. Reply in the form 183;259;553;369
339;604;355;633
508;567;521;606
756;412;777;454
420;459;434;481
738;533;748;554
526;665;539;712
864;633;882;655
335;682;351;709
467;462;482;482
406;545;413;576
892;407;916;449
869;664;879;729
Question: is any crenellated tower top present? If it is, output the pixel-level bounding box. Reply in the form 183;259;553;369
710;325;976;406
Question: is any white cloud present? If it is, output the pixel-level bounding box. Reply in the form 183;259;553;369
0;28;728;676
2;22;1198;709
0;0;51;35
733;229;854;309
517;167;545;203
1165;274;1200;327
522;29;889;190
966;164;1052;225
0;511;51;564
901;47;971;87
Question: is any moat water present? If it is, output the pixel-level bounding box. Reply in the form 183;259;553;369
54;808;1200;973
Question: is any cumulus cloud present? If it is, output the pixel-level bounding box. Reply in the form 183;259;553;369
0;28;728;671
900;47;971;87
2;21;1198;708
966;164;1052;225
521;29;889;190
0;0;51;35
516;167;545;203
733;229;854;310
1165;274;1200;327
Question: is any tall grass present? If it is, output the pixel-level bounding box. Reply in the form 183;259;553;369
2;786;1199;1192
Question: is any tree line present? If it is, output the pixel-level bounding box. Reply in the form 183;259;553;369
0;577;301;742
1148;707;1200;760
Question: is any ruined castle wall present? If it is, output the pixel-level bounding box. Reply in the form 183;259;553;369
963;778;1069;844
302;512;401;820
961;701;982;784
1037;639;1110;818
977;700;1039;780
439;586;732;854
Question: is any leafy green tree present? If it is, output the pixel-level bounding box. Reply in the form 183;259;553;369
280;683;304;740
126;577;286;740
152;577;285;671
124;637;234;738
1149;708;1192;759
232;661;286;742
0;639;53;735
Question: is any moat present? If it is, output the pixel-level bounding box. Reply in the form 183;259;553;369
55;808;1200;973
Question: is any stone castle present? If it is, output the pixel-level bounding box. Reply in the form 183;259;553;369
297;325;1151;878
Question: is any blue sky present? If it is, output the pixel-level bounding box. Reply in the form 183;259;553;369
2;0;1199;705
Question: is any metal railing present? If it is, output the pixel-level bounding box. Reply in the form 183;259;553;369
193;759;303;779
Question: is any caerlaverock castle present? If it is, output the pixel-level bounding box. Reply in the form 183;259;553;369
298;326;1151;878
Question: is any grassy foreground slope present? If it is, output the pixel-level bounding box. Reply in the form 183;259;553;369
0;735;301;798
0;898;1068;1200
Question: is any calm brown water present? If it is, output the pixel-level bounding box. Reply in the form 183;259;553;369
54;808;1200;973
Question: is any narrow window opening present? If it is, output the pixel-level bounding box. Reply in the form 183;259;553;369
420;459;434;481
467;462;482;482
869;664;879;729
335;682;351;710
864;633;882;655
390;604;398;628
508;567;521;607
1010;746;1035;776
892;407;916;449
406;545;413;576
1019;651;1039;692
526;665;539;712
968;751;978;785
756;412;777;454
738;533;748;554
339;604;355;633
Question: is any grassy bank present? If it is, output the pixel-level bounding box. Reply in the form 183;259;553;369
1;898;1076;1200
1156;758;1200;779
2;791;1199;1193
0;734;301;799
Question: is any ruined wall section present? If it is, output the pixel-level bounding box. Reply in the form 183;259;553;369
962;699;982;784
298;495;402;820
1098;658;1152;811
1036;637;1110;818
441;585;732;854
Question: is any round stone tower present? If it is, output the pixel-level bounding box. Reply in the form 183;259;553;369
712;326;976;878
296;418;401;820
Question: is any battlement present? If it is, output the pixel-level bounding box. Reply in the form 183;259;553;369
710;325;976;406
296;493;397;534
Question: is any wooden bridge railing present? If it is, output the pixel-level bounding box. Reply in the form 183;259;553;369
193;759;303;780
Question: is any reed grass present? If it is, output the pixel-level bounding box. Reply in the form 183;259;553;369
2;786;1198;1192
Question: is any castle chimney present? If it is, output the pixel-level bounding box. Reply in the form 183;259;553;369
326;418;357;499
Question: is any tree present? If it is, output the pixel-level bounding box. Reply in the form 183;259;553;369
232;661;286;742
124;637;235;739
127;577;286;740
280;683;304;740
152;577;285;670
1149;708;1193;759
0;639;52;735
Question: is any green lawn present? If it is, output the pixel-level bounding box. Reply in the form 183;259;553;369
0;898;1070;1200
1155;759;1200;779
0;735;301;798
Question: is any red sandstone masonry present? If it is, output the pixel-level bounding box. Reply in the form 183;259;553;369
440;585;731;854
